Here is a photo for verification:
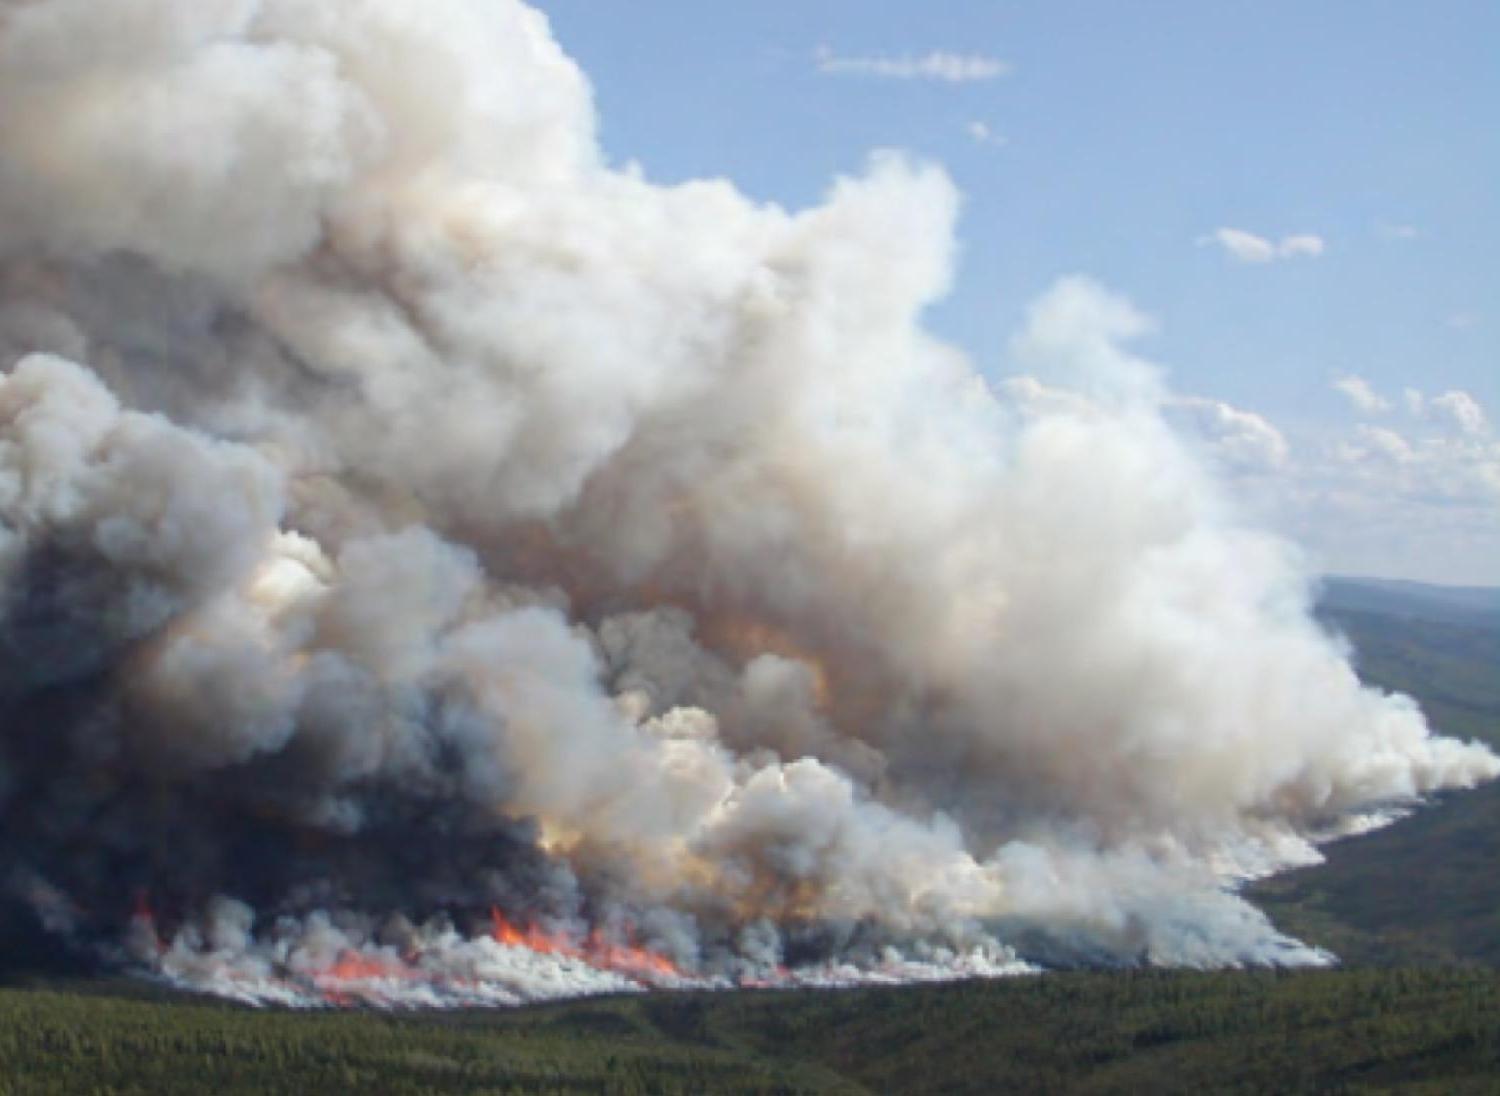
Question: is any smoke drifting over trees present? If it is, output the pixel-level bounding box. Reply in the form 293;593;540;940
0;0;1493;1003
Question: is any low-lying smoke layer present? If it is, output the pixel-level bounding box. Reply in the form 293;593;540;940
0;0;1494;1004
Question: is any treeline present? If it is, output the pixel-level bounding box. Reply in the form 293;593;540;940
707;968;1500;1093
0;983;833;1095
5;968;1500;1093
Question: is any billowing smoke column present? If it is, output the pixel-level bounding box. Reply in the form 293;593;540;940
0;0;1493;1006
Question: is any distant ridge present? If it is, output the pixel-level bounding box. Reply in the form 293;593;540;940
1318;576;1500;633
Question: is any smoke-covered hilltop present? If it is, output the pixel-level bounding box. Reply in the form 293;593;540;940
0;0;1493;1004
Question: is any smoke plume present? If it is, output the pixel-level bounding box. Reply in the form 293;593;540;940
0;0;1493;1005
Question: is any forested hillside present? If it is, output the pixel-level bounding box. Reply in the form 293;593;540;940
6;969;1500;1094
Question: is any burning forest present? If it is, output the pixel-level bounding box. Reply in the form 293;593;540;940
0;0;1495;1007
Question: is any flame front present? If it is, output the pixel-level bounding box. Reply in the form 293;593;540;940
489;908;683;982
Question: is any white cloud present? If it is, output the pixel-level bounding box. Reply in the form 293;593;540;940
1198;228;1326;264
1200;228;1276;263
1331;374;1391;415
1268;427;1500;582
1277;234;1325;259
1176;387;1500;583
1338;424;1416;466
1324;419;1500;512
1168;396;1290;472
966;120;1007;147
1153;384;1498;580
815;46;1010;82
1405;388;1491;437
1431;390;1490;436
1446;312;1480;331
1376;222;1421;241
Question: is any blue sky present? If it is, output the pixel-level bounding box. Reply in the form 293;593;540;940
533;1;1499;583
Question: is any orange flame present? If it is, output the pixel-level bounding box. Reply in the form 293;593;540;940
584;926;681;979
321;951;403;982
489;907;582;958
309;949;421;1005
488;907;682;980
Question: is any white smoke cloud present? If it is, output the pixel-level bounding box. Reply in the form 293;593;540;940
1;0;1494;1001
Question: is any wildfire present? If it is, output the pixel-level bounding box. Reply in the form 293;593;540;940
319;951;405;983
737;965;791;989
130;888;166;957
489;907;579;957
582;927;681;979
307;949;425;1007
488;908;682;981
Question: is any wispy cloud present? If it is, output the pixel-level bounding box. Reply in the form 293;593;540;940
1167;395;1290;472
965;120;1007;147
1197;227;1325;264
1346;382;1488;437
1277;234;1325;258
1376;222;1421;241
1332;374;1391;415
1431;390;1490;436
1180;384;1499;583
1446;312;1480;331
1337;424;1417;466
1203;228;1277;264
1331;411;1499;506
815;46;1009;83
1399;387;1489;436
